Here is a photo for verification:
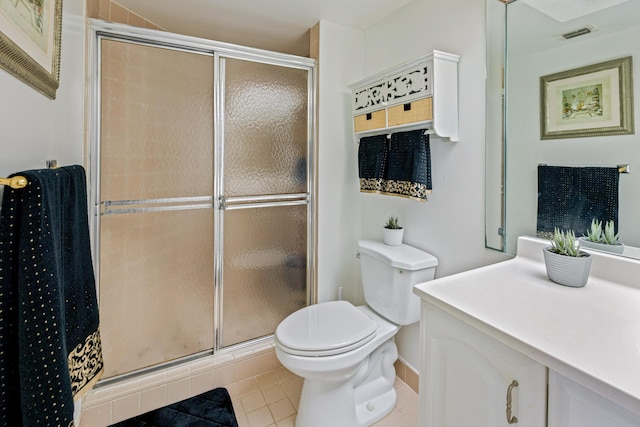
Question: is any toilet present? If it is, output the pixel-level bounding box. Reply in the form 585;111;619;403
275;240;438;427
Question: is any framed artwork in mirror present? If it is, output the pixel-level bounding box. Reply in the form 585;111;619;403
0;0;63;99
540;56;634;139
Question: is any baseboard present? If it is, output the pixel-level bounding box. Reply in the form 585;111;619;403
394;357;419;393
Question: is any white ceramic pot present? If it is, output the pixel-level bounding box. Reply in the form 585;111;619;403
542;247;592;287
382;228;404;246
578;237;625;255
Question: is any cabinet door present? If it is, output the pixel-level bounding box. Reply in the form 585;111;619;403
548;370;640;427
420;303;546;427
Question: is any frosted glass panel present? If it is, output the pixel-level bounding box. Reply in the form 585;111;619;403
99;40;215;378
99;210;214;378
101;40;214;202
223;58;308;196
221;205;307;347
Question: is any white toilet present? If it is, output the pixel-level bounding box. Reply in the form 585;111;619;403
275;240;438;427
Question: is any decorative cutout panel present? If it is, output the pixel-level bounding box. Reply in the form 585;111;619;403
349;50;460;142
353;65;431;113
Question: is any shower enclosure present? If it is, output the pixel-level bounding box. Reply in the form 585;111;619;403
89;22;315;379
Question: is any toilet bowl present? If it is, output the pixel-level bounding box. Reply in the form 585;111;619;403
275;240;438;427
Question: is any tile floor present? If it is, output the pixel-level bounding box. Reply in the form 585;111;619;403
226;366;419;427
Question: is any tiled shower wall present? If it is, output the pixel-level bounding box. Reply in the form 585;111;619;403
86;0;164;29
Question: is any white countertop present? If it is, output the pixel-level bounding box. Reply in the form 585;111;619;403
413;236;640;416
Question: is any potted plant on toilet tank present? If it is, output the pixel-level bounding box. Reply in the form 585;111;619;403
579;219;624;254
543;227;592;287
383;215;404;246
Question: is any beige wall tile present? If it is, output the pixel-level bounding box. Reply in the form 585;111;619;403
213;363;236;387
98;0;110;20
84;386;115;406
394;359;407;381
166;378;191;404
139;385;167;414
140;372;167;389
87;0;99;19
110;2;128;24
253;350;279;374
128;11;145;28
79;401;112;427
404;366;419;393
234;357;256;382
144;20;159;30
112;394;140;424
310;23;320;61
191;371;215;395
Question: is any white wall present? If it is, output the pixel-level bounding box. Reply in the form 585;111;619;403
316;21;366;304
505;26;640;254
358;0;507;368
0;0;86;181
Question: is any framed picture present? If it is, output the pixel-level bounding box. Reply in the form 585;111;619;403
0;0;63;99
540;56;634;139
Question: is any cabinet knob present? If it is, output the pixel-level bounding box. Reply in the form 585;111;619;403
506;380;519;424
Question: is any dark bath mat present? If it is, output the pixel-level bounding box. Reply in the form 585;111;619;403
109;387;238;427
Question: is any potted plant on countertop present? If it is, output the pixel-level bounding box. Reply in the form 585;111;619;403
383;215;404;246
579;219;625;254
543;227;592;287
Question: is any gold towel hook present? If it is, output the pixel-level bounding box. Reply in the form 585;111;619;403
0;176;28;189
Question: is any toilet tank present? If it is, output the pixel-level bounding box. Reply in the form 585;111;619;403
358;240;438;325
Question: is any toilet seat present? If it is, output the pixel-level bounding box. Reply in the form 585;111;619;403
275;301;378;357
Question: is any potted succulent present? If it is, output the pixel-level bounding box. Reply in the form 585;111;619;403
382;215;404;246
579;219;624;254
543;227;592;287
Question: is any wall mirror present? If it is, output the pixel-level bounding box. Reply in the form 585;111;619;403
485;0;640;259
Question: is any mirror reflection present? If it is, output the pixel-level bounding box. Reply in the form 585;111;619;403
487;0;640;259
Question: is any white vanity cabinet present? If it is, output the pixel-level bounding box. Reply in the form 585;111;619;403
414;236;640;427
548;371;640;427
421;303;546;427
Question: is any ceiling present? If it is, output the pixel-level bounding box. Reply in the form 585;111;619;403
114;0;414;57
509;0;640;56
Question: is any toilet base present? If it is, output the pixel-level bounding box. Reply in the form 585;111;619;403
294;339;398;427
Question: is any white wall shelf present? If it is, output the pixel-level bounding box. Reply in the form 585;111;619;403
348;50;460;142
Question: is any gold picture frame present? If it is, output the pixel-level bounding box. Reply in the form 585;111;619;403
0;0;63;99
540;56;634;139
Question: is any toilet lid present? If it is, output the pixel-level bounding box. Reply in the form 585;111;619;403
275;301;378;356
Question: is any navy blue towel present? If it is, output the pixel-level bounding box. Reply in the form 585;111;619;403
386;130;431;201
0;165;103;427
537;165;619;238
358;134;389;194
358;130;431;201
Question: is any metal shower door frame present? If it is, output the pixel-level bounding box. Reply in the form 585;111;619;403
88;20;316;361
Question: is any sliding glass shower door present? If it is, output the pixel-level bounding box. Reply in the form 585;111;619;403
98;39;216;378
93;29;314;379
217;57;311;348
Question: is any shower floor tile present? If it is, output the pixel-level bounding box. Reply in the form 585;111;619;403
227;367;419;427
